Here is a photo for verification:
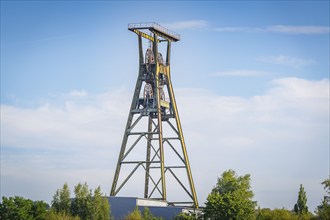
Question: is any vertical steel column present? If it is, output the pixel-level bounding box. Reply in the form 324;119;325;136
154;34;167;201
144;115;152;198
166;41;171;65
166;68;199;208
110;35;144;196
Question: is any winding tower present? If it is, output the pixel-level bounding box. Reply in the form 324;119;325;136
110;23;198;208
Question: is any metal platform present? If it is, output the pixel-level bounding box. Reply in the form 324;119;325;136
128;22;181;42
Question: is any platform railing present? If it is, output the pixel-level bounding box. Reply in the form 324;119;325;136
128;22;180;41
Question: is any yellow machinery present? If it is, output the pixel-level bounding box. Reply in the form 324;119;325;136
110;22;198;208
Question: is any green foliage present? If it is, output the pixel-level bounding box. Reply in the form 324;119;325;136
124;207;163;220
316;178;330;220
317;199;330;220
142;207;162;220
46;210;81;220
256;207;317;220
256;208;299;220
90;186;111;220
100;197;111;220
124;207;143;220
294;184;308;216
51;182;110;220
32;200;49;220
71;182;92;220
204;169;256;220
0;196;48;220
52;182;71;214
322;179;330;192
174;212;198;220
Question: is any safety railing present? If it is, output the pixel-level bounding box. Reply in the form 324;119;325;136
128;22;180;41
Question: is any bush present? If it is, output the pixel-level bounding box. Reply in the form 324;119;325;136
46;210;80;220
0;196;48;220
174;212;199;220
124;207;143;220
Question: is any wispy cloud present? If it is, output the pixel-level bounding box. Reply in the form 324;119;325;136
267;25;330;34
214;27;263;33
210;70;270;77
162;21;329;35
162;20;208;30
214;25;330;34
68;90;88;97
31;34;80;43
256;55;315;69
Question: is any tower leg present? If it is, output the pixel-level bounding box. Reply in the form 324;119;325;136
154;34;167;201
167;73;199;208
110;35;144;196
156;73;166;201
110;78;143;195
144;115;152;198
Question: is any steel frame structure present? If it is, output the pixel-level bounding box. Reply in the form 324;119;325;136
110;22;198;208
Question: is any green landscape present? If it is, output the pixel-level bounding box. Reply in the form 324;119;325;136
1;170;329;220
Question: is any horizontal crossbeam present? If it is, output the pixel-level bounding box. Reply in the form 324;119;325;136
128;22;180;42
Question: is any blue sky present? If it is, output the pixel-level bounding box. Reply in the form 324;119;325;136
1;0;329;212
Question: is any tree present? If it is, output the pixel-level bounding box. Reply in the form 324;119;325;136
322;179;330;191
204;169;256;220
256;208;299;220
123;207;163;220
294;184;308;216
90;186;110;220
69;182;111;220
317;178;330;219
71;182;92;220
0;196;48;220
52;182;71;214
51;182;111;220
124;207;143;220
32;200;49;220
99;196;111;220
46;209;81;220
142;207;163;220
174;212;198;220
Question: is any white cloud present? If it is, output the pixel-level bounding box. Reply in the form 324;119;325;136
256;55;315;68
31;34;80;43
162;20;208;30
214;27;263;33
161;22;329;35
176;78;329;209
213;25;330;34
1;90;130;151
270;77;329;99
1;78;329;210
68;90;88;97
267;25;330;34
210;70;270;77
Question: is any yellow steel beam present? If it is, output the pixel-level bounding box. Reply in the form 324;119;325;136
156;64;167;201
130;29;160;43
128;22;180;42
166;70;199;208
159;64;169;76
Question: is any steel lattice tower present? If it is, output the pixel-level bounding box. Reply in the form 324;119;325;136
110;23;198;208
